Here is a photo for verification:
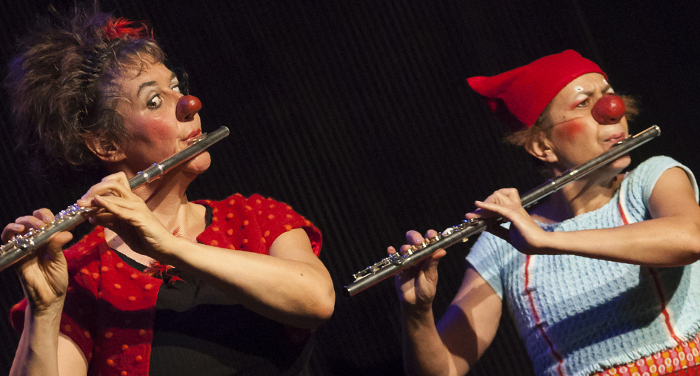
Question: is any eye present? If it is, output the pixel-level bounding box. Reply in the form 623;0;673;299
171;81;181;93
147;94;163;109
576;98;590;108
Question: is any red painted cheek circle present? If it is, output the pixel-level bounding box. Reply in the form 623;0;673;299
556;118;585;142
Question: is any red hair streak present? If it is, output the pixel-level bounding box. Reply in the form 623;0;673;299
104;18;149;40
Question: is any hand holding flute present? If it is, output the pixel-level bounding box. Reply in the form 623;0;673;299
388;229;446;309
388;189;540;309
0;126;230;273
1;126;230;324
468;188;550;255
2;168;192;315
78;172;174;259
346;125;662;296
1;209;72;315
0;171;169;321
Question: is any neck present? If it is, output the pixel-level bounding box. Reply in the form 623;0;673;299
134;169;199;233
107;159;197;227
103;169;206;264
531;168;625;223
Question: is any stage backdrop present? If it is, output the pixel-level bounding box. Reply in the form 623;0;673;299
1;1;698;375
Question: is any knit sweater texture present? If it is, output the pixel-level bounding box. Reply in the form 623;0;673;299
467;156;700;376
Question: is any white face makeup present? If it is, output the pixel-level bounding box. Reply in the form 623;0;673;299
566;82;615;120
114;61;210;178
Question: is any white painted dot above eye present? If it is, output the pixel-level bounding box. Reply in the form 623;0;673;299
574;86;584;92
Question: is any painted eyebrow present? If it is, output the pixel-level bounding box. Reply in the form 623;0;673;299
579;84;614;97
136;72;178;97
136;80;156;97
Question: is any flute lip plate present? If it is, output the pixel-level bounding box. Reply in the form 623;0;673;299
187;133;207;145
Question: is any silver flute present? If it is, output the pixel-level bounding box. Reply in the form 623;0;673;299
344;125;661;296
0;126;230;273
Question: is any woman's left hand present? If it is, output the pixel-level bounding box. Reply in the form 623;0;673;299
77;172;171;256
466;188;552;255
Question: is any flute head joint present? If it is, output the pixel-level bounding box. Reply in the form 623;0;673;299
187;132;208;145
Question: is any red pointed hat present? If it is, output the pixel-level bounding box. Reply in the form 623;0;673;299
467;50;607;128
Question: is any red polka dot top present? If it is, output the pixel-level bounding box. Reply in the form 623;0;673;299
10;193;322;376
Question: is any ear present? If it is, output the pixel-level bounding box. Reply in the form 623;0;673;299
525;131;558;164
83;133;126;163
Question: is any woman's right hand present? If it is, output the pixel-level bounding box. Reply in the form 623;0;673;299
2;209;72;315
388;230;447;310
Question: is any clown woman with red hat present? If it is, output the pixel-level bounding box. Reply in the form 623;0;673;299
393;50;700;376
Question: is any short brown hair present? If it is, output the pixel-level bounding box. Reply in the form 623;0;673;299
4;6;165;174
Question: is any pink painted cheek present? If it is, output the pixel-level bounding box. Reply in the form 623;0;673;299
151;121;174;143
132;117;173;142
555;118;586;142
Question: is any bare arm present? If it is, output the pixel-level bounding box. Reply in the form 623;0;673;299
154;228;335;329
403;267;502;376
109;207;334;329
474;168;700;266
4;211;87;376
81;173;334;329
394;231;502;376
11;311;87;376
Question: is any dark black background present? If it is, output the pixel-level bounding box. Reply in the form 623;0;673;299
1;1;698;374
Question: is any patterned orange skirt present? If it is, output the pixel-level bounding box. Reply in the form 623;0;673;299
593;336;700;376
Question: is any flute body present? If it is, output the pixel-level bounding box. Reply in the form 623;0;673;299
0;126;230;273
344;125;661;296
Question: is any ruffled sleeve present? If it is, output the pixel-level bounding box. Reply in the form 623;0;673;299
195;193;322;256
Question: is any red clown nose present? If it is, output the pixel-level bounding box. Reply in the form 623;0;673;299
176;95;202;122
591;94;625;125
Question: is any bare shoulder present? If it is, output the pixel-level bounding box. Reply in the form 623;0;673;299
269;228;316;260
